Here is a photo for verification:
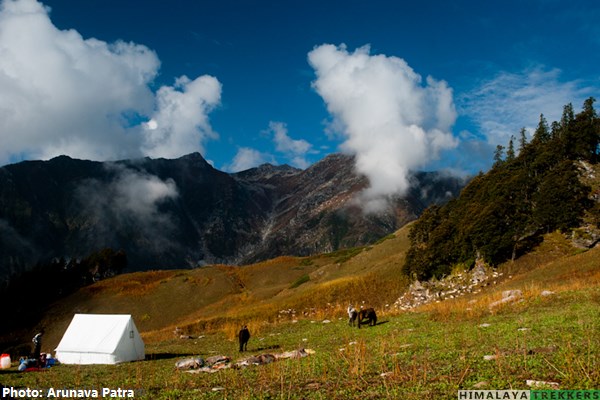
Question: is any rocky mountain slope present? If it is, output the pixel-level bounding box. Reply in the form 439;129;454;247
0;152;464;283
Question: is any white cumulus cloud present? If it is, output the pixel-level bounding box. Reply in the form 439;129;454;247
308;44;458;211
141;75;221;159
0;0;221;165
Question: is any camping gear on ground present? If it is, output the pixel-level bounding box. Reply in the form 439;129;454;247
45;354;57;366
0;354;10;369
55;314;145;365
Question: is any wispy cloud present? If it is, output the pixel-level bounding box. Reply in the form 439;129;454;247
0;0;221;165
460;66;597;145
268;121;314;169
224;147;274;173
308;43;458;211
75;165;180;252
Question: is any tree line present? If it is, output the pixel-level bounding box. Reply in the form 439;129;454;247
403;98;600;280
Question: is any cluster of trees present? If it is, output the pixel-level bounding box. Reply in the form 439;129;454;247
403;98;600;281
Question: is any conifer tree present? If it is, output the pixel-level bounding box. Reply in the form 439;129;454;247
518;127;528;153
534;114;550;144
493;144;505;167
506;135;515;161
561;103;575;130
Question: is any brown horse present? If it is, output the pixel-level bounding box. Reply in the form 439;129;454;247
238;326;250;352
357;308;377;328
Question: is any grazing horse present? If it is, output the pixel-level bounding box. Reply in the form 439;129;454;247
347;305;358;327
357;308;377;328
238;326;250;352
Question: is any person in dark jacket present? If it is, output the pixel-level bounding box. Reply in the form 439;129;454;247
238;325;250;352
32;329;44;363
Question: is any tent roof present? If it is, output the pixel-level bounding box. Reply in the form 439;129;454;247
55;314;139;354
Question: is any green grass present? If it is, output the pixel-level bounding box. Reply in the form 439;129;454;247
2;287;598;399
289;274;310;289
2;228;598;398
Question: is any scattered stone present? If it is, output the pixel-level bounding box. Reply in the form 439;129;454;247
503;290;523;299
526;379;560;389
489;290;523;308
541;290;555;297
322;319;331;324
380;372;394;377
394;260;498;309
483;355;497;360
473;381;489;389
517;328;530;332
479;323;491;328
212;387;225;392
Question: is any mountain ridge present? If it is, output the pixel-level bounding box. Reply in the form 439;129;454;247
0;152;465;284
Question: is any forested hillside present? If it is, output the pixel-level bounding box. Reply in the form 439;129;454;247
404;98;600;280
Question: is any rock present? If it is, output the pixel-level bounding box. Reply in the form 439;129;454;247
483;355;497;360
471;264;488;284
489;289;523;308
540;290;555;297
526;379;560;389
502;290;522;299
473;381;488;389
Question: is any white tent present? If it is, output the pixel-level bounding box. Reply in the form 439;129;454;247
55;314;145;365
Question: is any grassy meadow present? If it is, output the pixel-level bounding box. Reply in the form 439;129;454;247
1;228;599;399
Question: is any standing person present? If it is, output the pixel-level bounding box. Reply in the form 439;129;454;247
238;325;250;352
32;329;44;362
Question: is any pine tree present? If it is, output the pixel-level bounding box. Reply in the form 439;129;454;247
493;144;505;167
518;127;528;153
561;103;575;130
574;97;599;162
533;114;550;144
506;135;516;161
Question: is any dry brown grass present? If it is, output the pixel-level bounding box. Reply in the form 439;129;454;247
86;270;177;296
419;237;600;323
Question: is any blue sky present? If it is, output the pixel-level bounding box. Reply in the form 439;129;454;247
1;0;599;187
